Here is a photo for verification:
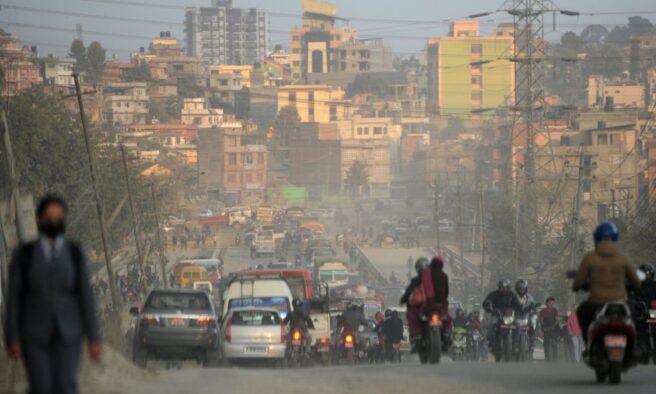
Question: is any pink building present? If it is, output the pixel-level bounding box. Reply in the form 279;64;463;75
0;32;41;96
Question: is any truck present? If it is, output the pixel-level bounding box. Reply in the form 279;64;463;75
314;258;349;289
252;230;275;257
256;206;274;223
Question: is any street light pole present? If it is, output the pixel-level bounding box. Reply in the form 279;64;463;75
150;183;168;287
120;145;144;279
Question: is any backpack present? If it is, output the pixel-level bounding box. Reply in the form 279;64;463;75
409;284;426;306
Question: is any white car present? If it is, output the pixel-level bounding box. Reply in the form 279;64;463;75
199;209;213;217
438;219;455;233
167;216;186;226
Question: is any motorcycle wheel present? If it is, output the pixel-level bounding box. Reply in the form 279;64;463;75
502;332;513;363
429;329;442;364
594;367;607;383
321;352;331;367
608;362;621;385
418;345;429;364
518;335;528;362
471;344;479;362
291;350;300;369
346;348;356;365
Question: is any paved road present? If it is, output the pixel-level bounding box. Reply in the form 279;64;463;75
130;361;656;394
361;247;438;281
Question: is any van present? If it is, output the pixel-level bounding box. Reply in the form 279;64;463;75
179;266;208;288
222;278;293;319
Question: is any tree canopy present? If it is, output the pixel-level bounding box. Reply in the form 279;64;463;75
344;160;369;197
272;106;300;148
346;74;390;98
86;41;106;83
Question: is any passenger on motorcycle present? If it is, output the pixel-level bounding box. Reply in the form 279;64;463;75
573;222;640;346
283;298;315;352
483;279;522;349
514;279;537;353
638;264;656;306
453;309;467;328
400;257;429;348
338;302;368;343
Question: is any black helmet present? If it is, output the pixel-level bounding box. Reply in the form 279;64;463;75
384;309;392;318
515;279;528;295
498;278;512;291
455;308;464;317
639;264;655;281
414;257;429;273
292;298;302;309
391;310;398;319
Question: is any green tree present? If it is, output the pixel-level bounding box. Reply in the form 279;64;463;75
149;95;182;123
69;39;87;73
272;106;300;148
123;64;152;82
344;160;369;197
86;41;106;83
177;76;204;98
346;74;389;98
234;87;250;119
580;25;608;44
583;43;624;78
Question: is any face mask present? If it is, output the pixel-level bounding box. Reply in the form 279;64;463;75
39;220;66;238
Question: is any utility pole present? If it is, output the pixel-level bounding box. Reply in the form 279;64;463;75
569;150;584;307
150;183;168;287
512;166;520;277
457;164;465;274
120;145;144;279
2;110;26;242
432;175;441;254
73;73;120;311
479;183;487;302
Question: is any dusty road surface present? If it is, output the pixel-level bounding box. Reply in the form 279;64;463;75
129;361;656;394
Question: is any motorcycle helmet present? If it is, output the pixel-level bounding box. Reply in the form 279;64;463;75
430;256;444;270
292;298;302;309
515;279;529;296
455;308;464;318
639;264;655;282
391;310;399;319
498;278;512;292
384;309;392;318
593;222;619;244
414;257;429;273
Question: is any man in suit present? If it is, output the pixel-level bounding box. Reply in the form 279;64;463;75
5;195;102;394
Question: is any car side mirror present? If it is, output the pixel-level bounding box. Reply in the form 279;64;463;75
129;306;139;316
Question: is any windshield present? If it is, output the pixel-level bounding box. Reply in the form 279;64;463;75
145;292;211;311
258;231;274;241
228;297;290;318
231;310;281;326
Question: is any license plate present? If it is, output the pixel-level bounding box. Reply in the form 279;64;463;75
647;319;656;324
318;346;330;352
345;343;354;348
169;318;186;327
604;335;627;348
245;346;268;354
392;343;400;349
292;340;301;346
429;320;442;327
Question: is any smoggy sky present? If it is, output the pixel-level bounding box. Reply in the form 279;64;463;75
2;0;655;59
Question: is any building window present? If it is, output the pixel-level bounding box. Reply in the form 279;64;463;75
597;133;608;145
174;64;184;72
227;136;238;147
329;105;337;121
471;91;482;101
363;127;370;135
308;108;314;116
471;75;482;85
289;92;296;102
560;135;570;146
258;152;264;164
308;92;314;102
292;35;300;41
246;152;253;164
357;127;363;135
373;127;384;135
194;117;202;125
228;153;237;165
471;44;483;54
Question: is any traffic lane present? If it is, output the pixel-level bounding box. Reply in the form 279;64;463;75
131;361;656;394
222;244;277;273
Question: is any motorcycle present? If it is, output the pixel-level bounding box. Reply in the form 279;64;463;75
467;328;482;361
515;311;533;362
417;309;443;365
389;341;402;363
585;302;637;384
336;330;357;365
493;309;515;362
286;328;306;368
646;301;656;364
451;326;467;361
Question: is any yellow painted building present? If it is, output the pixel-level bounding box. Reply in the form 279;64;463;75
212;65;253;88
277;85;351;123
427;21;514;117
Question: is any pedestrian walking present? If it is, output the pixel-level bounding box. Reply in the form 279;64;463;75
567;304;583;362
539;297;560;362
5;195;102;394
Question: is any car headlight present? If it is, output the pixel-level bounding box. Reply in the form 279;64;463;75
516;318;529;326
649;310;656;319
502;316;515;325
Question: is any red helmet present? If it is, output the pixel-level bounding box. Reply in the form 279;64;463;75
430;256;444;269
374;311;384;323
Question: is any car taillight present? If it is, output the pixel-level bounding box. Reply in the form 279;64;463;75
140;315;158;326
280;321;286;343
225;318;232;343
319;337;329;344
345;334;354;344
293;330;302;341
651;300;656;309
198;315;216;327
431;313;439;324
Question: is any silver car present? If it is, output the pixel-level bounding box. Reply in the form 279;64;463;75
220;307;287;366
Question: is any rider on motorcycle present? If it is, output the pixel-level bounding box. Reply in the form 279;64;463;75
283;298;315;353
453;308;468;328
514;279;537;353
338;302;368;343
400;257;429;350
572;222;641;346
638;264;656;306
483;279;522;349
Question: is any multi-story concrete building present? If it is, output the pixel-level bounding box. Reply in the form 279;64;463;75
185;0;269;67
180;98;224;127
0;32;41;96
131;33;202;82
42;56;76;86
333;38;393;73
103;82;149;125
426;21;514;116
277;84;351;123
197;122;268;203
335;116;393;198
211;64;252;88
587;75;645;110
208;65;244;104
